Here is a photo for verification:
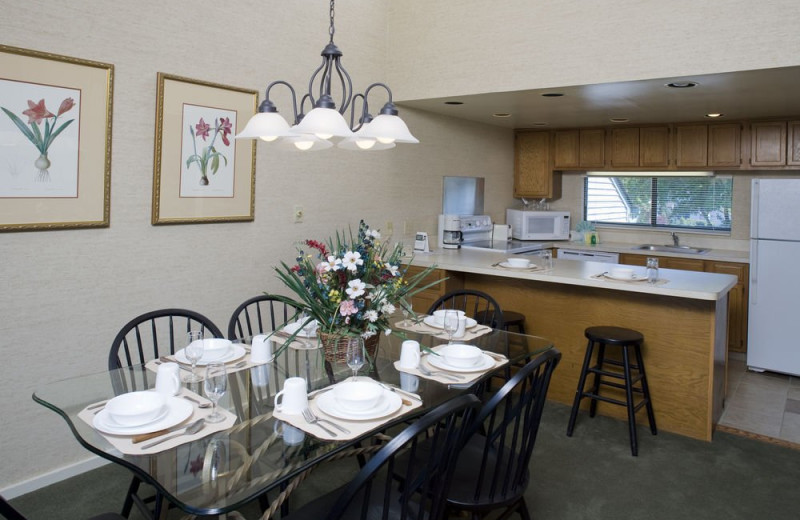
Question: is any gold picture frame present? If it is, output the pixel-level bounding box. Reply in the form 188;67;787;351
152;73;257;225
0;44;113;232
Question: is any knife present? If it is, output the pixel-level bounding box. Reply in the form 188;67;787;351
131;418;202;444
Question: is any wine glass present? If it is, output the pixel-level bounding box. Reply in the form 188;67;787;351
443;310;459;344
345;337;365;381
185;331;205;383
204;362;227;423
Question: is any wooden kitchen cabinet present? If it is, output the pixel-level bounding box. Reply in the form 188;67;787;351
708;123;741;167
750;121;787;166
619;253;749;352
514;131;561;199
706;261;749;353
554;129;605;169
675;124;708;167
609;126;669;168
788;121;800;166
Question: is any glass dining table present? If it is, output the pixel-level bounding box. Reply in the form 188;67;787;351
33;326;552;517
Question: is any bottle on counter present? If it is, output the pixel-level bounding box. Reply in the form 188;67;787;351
646;257;660;284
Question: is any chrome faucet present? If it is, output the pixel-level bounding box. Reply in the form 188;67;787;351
671;232;680;246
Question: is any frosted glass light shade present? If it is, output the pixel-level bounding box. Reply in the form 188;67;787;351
338;124;396;151
291;107;354;139
359;114;419;144
235;112;293;141
278;134;334;152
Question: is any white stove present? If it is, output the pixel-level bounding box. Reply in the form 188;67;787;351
458;215;546;254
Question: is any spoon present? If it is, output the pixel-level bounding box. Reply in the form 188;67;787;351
183;395;211;408
140;419;206;449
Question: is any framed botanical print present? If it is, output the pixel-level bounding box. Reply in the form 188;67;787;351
0;44;113;232
152;73;257;225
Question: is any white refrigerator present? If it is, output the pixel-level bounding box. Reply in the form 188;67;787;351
747;178;800;376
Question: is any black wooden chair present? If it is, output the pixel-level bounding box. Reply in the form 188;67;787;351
445;348;561;519
280;394;481;520
426;289;505;330
106;308;223;520
1;494;124;520
227;295;302;340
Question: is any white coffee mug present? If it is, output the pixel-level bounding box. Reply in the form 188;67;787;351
274;420;305;446
400;372;419;392
453;316;467;338
155;362;181;396
251;334;273;364
399;340;421;369
274;377;308;415
251;365;269;388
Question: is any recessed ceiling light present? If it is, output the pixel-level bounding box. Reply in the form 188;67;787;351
541;92;564;97
493;113;512;118
665;81;699;88
705;113;724;118
444;101;464;105
610;118;629;123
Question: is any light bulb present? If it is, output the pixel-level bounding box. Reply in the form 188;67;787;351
259;135;279;142
376;137;396;145
355;138;376;150
315;133;334;140
294;139;314;151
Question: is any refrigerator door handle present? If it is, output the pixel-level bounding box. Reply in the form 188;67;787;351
751;179;759;238
750;242;758;305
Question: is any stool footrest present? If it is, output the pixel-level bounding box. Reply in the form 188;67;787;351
580;392;650;412
588;366;645;385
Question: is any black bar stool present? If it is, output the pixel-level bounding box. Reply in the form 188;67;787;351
566;326;657;456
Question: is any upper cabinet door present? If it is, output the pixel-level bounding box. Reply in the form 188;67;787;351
788;121;800;166
553;130;580;169
514;131;560;199
639;126;670;167
750;121;787;166
609;128;639;167
708;123;741;167
579;129;606;168
675;124;708;167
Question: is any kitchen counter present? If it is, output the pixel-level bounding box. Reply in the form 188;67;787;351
407;247;735;442
410;248;737;300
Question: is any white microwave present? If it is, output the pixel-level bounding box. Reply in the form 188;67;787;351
506;209;571;241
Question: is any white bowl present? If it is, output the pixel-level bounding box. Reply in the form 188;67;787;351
105;391;166;427
610;267;634;280
432;309;465;324
439;344;482;368
201;338;232;361
506;257;531;268
333;381;383;412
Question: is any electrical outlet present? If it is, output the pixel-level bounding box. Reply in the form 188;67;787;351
293;205;304;223
385;221;393;235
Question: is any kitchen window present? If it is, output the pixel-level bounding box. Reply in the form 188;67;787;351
583;174;733;231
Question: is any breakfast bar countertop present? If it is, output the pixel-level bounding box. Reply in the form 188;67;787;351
407;248;737;301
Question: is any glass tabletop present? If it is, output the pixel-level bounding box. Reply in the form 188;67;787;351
33;327;552;516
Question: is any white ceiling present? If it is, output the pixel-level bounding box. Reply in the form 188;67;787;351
398;66;800;130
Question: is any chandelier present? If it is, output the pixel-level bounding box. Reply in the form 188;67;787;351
236;0;418;152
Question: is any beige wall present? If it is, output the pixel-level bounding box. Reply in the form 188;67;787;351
387;0;800;101
0;0;513;491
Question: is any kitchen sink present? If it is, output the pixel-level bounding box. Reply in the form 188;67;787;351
633;244;710;255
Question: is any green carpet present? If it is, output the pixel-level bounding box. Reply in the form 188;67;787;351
9;403;800;519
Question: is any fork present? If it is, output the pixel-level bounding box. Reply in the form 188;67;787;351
417;364;465;381
301;408;343;436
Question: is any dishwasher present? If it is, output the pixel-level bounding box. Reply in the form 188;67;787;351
557;248;619;263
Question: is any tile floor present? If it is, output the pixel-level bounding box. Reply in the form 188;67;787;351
719;352;800;443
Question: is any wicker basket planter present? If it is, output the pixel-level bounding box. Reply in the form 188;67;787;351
318;332;380;365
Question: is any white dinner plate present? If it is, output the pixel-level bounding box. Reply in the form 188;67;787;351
497;262;538;270
427;352;495;373
423;316;478;330
316;389;402;421
603;273;648;282
93;396;193;435
175;344;247;366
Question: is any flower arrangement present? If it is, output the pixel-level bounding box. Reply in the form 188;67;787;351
186;116;232;185
270;220;438;345
1;97;76;182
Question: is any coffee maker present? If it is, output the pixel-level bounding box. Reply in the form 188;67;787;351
439;214;463;249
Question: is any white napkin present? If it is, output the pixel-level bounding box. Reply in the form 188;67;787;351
282;319;319;337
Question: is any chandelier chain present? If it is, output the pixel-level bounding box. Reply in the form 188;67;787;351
329;0;336;43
